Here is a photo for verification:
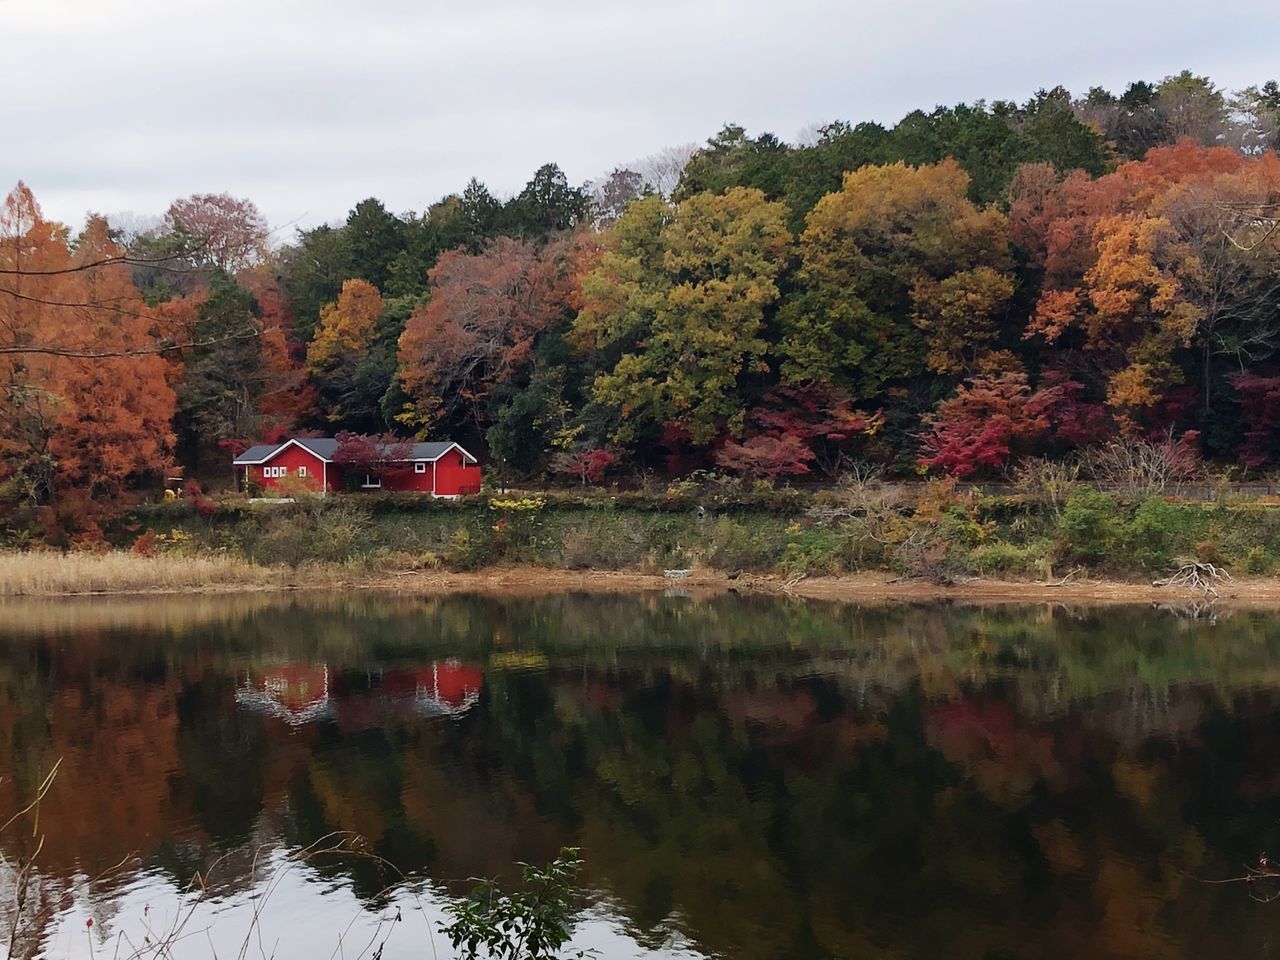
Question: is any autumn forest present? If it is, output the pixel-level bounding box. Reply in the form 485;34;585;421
4;72;1280;540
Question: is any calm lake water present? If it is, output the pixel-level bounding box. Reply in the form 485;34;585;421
2;591;1280;959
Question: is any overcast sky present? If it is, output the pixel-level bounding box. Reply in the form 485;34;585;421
4;0;1278;236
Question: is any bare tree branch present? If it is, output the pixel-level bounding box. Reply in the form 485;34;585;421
0;287;164;323
0;328;259;359
0;247;205;278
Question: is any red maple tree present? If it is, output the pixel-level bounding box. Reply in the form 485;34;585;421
918;372;1053;478
714;434;816;481
1233;373;1280;468
332;432;416;479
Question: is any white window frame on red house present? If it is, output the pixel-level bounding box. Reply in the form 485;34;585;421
298;466;307;478
414;462;427;474
362;474;382;488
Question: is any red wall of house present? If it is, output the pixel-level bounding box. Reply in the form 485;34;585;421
433;448;483;496
380;464;436;493
252;445;332;492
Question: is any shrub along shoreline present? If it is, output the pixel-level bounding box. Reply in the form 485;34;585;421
2;477;1276;598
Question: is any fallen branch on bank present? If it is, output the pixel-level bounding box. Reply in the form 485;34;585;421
1153;560;1233;596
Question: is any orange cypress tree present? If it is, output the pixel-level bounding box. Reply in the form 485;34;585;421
0;184;175;533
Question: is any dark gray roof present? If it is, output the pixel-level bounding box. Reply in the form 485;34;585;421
235;437;472;465
233;444;284;464
407;441;461;461
295;437;340;459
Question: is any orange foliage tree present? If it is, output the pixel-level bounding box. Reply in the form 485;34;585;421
1013;142;1280;431
303;277;387;429
242;270;316;438
0;183;175;537
397;235;589;433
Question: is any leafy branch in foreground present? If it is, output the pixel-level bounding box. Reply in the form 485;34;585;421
1205;853;1280;902
441;848;590;960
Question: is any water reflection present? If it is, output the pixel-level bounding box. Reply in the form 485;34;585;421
235;661;483;725
1;593;1280;958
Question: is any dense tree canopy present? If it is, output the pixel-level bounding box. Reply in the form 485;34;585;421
6;68;1280;540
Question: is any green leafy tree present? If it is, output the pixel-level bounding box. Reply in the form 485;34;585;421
387;189;498;298
1015;86;1108;177
780;159;1012;398
674;124;793;202
780;121;895;224
887;104;1030;204
344;197;405;290
504;164;590;237
575;188;792;444
279;224;350;341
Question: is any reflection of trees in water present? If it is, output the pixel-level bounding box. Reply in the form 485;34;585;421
3;595;1280;957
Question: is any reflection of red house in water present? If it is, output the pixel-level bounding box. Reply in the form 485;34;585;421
236;661;483;726
236;664;333;723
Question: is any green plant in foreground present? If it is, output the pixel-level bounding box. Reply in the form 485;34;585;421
1055;488;1123;566
441;848;590;960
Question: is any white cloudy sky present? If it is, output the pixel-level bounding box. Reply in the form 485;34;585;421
3;0;1278;235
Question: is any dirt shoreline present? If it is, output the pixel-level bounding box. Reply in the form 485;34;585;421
18;565;1277;606
345;567;1280;606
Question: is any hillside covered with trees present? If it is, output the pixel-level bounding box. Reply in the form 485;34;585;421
4;71;1280;542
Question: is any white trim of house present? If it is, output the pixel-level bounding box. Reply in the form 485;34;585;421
439;442;480;465
403;443;480;465
233;438;333;466
278;438;334;462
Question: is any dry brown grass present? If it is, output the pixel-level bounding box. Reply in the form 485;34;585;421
0;550;275;597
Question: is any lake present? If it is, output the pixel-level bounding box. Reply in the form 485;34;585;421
1;591;1278;959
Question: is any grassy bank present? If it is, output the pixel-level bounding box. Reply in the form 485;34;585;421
135;480;1280;579
7;478;1280;597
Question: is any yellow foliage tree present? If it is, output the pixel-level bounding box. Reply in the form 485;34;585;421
306;278;382;372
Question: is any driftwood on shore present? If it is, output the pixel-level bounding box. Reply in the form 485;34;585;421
1153;560;1233;597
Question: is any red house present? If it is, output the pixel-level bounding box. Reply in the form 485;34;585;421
233;437;482;497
